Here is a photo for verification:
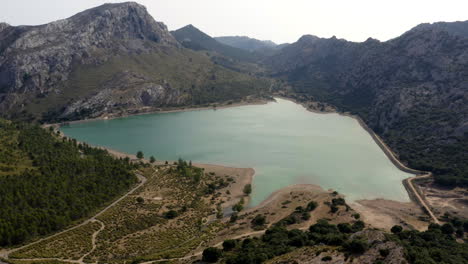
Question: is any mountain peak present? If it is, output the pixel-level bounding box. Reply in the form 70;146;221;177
410;20;468;38
297;34;320;43
63;2;178;45
0;22;10;32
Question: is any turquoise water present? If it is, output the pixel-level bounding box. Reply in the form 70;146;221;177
60;98;411;206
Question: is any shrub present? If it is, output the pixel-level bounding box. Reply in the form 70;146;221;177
337;223;353;233
223;239;237;251
391;225;403;234
136;197;144;204
230;213;238;223
441;223;455;234
344;239;368;254
352;221;365;232
136;151;144;159
251;214;266;229
306;201;318;211
243;184;252;195
164;210;178;219
202;247;222;263
379;248;390;257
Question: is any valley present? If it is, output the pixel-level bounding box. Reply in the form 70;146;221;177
0;1;467;264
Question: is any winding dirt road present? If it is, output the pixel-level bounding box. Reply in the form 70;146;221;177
1;173;147;263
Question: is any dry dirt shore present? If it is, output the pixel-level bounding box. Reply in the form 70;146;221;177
45;98;271;127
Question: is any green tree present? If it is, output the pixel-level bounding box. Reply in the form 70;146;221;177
136;151;144;159
243;184;252;195
391;225;403;234
306;201;318;211
232;202;243;212
344;239;368;254
230;213;238;223
149;156;156;163
164;210;178;219
136;197;144;204
251;214;266;227
441;223;455;234
202;247;222;263
222;239;236;251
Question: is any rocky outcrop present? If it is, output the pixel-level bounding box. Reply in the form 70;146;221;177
59;71;184;119
0;2;178;96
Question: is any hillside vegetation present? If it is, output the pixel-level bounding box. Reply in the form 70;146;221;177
0;119;137;246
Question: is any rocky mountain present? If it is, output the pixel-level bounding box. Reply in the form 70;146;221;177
412;21;468;38
215;36;281;55
266;22;468;186
0;2;270;122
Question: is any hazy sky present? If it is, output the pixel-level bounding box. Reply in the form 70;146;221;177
2;0;467;44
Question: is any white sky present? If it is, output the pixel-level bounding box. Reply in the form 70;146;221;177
2;0;467;44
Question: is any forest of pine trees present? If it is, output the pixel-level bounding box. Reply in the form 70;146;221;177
0;120;138;246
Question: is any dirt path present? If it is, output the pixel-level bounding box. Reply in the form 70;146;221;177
370;131;440;224
405;174;440;224
78;220;105;264
3;173;147;261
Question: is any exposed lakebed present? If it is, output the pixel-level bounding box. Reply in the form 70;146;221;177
61;98;412;206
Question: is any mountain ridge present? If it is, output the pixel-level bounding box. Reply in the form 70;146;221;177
0;2;270;122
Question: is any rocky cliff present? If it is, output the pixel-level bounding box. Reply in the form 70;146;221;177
0;2;269;121
266;22;468;186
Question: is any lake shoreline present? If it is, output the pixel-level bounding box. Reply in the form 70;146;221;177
55;95;437;229
276;94;437;227
46;98;272;128
275;95;425;176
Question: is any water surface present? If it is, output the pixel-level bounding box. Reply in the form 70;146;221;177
61;98;411;205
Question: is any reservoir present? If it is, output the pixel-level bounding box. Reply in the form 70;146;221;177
60;98;412;206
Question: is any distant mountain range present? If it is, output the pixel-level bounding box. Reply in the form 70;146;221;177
215;36;278;51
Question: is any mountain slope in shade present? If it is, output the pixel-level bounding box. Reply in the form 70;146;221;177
171;25;260;62
0;3;270;122
267;22;468;186
215;35;280;53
